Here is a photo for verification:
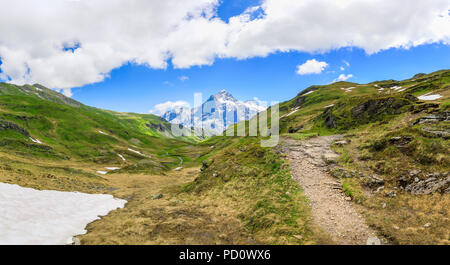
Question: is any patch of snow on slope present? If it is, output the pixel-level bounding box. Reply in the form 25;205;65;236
118;154;126;161
128;148;150;157
0;183;126;245
391;86;403;91
105;167;120;170
96;171;107;175
98;130;107;135
302;90;315;96
418;94;442;101
29;137;42;144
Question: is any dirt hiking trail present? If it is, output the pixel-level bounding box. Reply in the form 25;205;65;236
282;135;380;245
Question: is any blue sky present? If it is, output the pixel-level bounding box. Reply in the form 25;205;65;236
72;44;450;114
0;0;449;114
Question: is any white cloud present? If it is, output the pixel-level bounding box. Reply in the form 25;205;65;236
0;0;448;91
149;100;191;116
333;74;354;82
296;59;328;75
59;88;73;97
340;67;345;71
179;76;189;82
343;60;350;67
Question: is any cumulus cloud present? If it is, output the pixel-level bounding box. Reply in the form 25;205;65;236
149;100;191;116
179;76;189;82
0;0;448;93
296;59;328;75
333;74;354;82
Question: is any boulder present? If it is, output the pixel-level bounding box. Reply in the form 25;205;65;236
405;176;450;195
365;175;385;188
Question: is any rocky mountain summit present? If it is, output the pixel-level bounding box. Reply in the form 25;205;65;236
162;90;266;134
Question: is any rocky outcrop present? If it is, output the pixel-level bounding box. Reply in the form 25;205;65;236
145;122;166;132
410;103;439;114
351;97;410;121
405;175;450;195
388;136;413;146
0;119;30;136
322;106;337;129
397;171;450;195
412;112;450;125
420;127;450;139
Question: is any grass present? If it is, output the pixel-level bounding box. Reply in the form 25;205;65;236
182;137;331;244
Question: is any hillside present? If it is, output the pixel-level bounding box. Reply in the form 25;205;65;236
0;70;448;245
211;69;449;244
0;82;206;190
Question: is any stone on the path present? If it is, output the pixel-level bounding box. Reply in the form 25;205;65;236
152;193;163;200
366;236;381;245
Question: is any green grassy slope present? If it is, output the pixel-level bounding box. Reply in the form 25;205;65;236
201;69;449;244
0;83;204;177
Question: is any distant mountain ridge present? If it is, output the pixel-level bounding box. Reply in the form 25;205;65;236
161;90;266;134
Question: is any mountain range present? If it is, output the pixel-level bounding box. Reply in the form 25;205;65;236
0;69;448;245
161;89;266;134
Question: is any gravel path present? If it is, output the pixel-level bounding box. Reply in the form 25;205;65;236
282;136;379;245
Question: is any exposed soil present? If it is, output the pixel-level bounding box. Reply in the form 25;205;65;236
282;136;379;245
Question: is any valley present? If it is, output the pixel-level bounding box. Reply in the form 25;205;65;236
0;69;449;245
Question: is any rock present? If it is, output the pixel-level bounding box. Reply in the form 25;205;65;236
292;235;303;240
420;127;450;139
424;223;431;228
345;196;352;201
405;176;450;195
322;153;339;164
411;103;439;114
321;107;337;129
413;111;450;125
365;175;385;189
72;237;81;245
200;160;209;171
413;73;426;78
385;191;397;198
174;167;182;171
352;97;410;121
375;186;385;193
366;236;381;245
409;169;421;177
212;172;218;178
0;119;30;137
393;225;400;230
389;136;413;146
151;193;163;200
288;126;303;133
332;140;348;146
382;203;387;209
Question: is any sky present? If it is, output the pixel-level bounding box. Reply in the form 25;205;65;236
0;0;449;114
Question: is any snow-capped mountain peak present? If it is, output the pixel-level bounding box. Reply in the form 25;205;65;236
161;90;266;134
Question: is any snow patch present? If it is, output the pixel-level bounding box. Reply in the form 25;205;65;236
174;167;183;171
340;87;355;92
96;171;107;175
418;94;442;101
302;90;315;96
0;183;126;245
128;148;150;157
118;154;126;161
105;167;120;171
281;107;300;118
29;137;42;144
98;130;107;135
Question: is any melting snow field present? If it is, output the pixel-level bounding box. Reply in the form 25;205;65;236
0;183;126;245
418;94;442;101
